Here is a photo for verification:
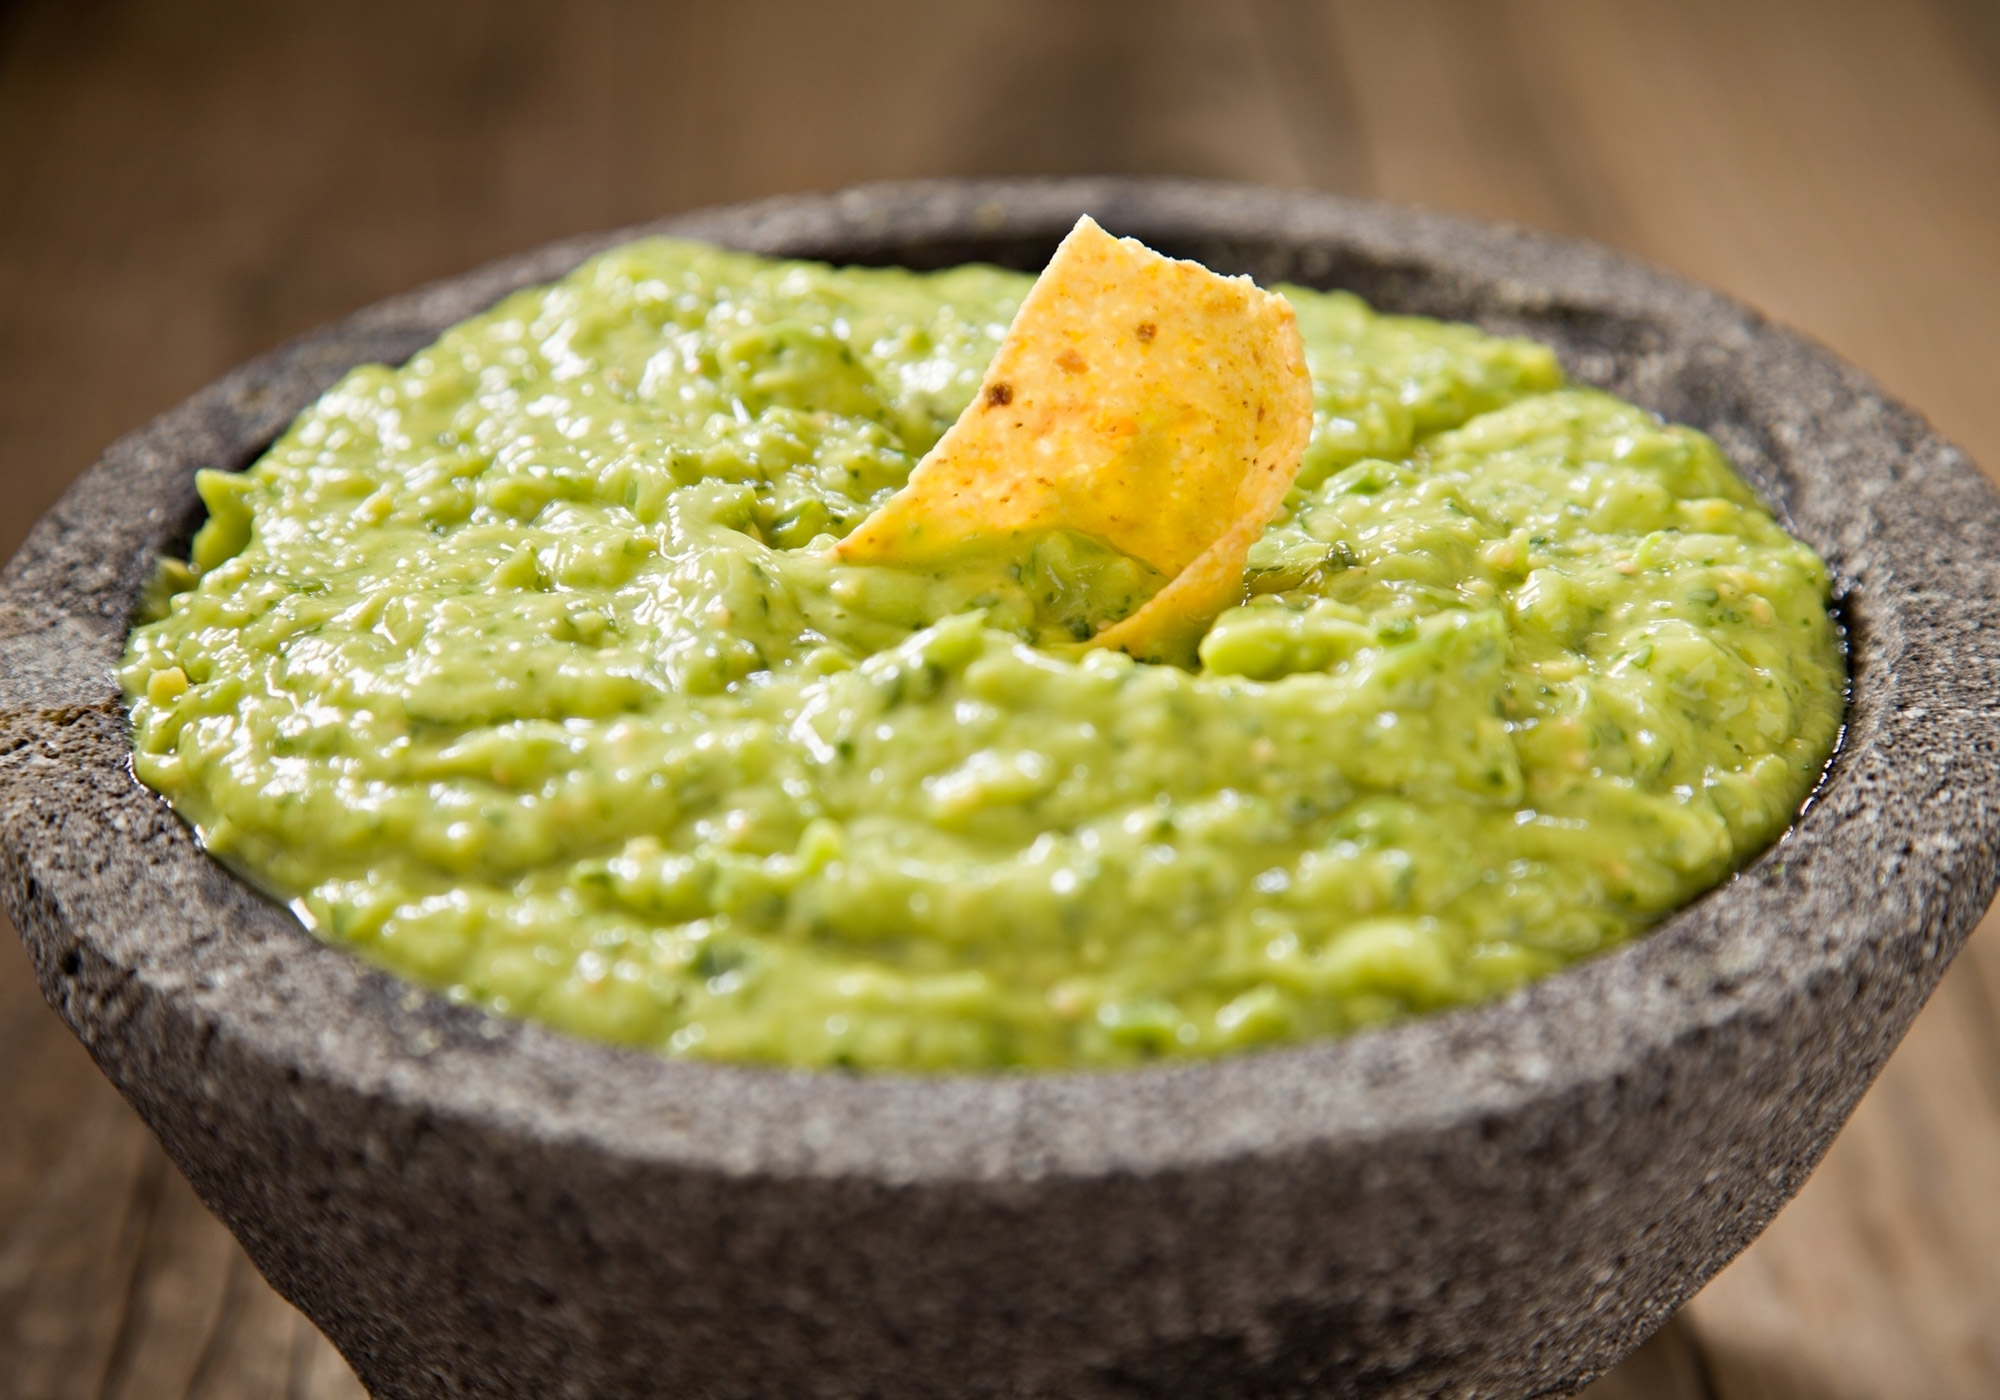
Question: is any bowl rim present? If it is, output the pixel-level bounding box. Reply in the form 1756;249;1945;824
5;174;1998;1187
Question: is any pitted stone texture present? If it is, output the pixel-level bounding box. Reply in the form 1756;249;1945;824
4;179;1998;1400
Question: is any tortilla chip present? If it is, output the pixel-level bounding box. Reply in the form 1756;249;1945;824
833;216;1313;662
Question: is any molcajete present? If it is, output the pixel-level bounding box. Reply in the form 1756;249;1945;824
4;178;1998;1399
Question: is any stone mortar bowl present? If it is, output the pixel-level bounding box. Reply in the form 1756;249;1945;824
4;178;1999;1400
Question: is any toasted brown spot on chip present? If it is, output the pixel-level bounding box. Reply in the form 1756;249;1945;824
834;215;1312;663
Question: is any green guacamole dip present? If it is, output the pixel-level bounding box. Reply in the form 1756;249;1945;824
121;238;1845;1070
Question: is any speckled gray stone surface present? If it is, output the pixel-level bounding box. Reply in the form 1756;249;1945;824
4;179;1999;1400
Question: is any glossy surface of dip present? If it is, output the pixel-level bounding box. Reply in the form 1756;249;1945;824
121;238;1845;1069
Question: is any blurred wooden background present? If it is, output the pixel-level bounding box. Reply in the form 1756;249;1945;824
3;1;2000;1395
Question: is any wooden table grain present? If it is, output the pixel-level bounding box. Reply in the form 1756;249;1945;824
3;2;1998;1395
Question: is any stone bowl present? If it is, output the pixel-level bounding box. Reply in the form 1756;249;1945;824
4;178;1999;1400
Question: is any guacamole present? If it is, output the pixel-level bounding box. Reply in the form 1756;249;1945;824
120;238;1845;1070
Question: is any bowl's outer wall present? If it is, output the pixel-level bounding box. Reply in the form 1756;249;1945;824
4;179;1999;1400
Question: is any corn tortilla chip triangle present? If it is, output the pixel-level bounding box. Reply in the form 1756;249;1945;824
833;216;1313;662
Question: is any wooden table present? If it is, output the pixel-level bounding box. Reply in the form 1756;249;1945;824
4;2;1998;1394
